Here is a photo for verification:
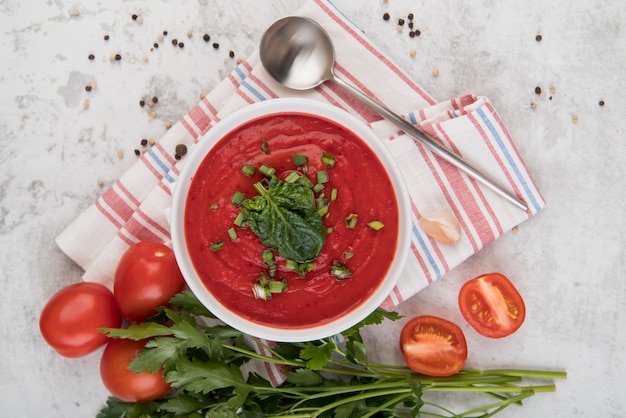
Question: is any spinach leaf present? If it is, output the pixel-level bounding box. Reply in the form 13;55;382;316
241;178;326;262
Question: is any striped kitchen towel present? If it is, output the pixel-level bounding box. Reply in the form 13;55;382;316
56;0;544;380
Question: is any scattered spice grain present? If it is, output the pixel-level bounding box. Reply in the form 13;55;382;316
212;42;220;49
83;100;89;109
152;96;158;104
383;12;390;21
117;150;124;159
132;14;138;20
140;138;148;146
97;179;104;187
512;225;519;233
599;99;605;106
85;85;92;92
88;54;95;60
203;33;210;42
414;29;421;36
164;121;172;129
171;38;178;46
432;68;440;77
149;111;157;119
536;34;543;42
153;42;159;48
72;7;80;16
409;50;416;58
115;53;121;61
549;86;556;94
139;100;145;107
186;30;193;38
134;149;141;156
408;13;414;20
136;16;143;24
163;30;168;36
104;34;110;41
178;42;184;49
398;18;405;26
530;102;537;109
229;50;235;58
572;115;579;123
175;144;188;156
149;138;156;146
534;86;542;95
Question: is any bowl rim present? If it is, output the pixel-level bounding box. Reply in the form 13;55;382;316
171;98;411;342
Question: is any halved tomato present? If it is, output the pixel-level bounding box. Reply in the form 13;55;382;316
458;272;526;338
399;315;468;377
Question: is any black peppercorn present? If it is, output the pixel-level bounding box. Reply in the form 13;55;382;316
178;42;184;48
212;42;219;49
175;144;188;156
203;33;210;42
139;100;145;107
85;85;92;92
229;50;235;58
88;54;95;60
536;34;543;42
163;30;168;36
153;42;159;48
140;138;148;146
104;34;110;41
172;39;178;46
115;53;121;61
535;86;542;94
599;100;605;106
408;13;414;20
132;14;137;20
398;18;405;26
134;149;141;156
152;96;158;104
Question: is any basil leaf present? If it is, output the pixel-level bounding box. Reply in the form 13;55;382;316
242;178;326;262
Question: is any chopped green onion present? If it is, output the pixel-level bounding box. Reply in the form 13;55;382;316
241;164;255;177
209;241;224;252
298;176;314;189
262;249;277;277
261;140;270;154
231;191;245;206
269;278;288;294
284;171;301;184
259;164;276;178
317;170;329;184
317;205;329;217
321;151;336;167
330;261;352;279
227;227;238;241
344;252;354;259
313;183;325;193
367;220;385;231
253;181;267;194
327;227;334;234
286;260;314;277
233;212;245;227
330;188;338;201
345;213;358;229
252;283;271;300
209;202;219;211
294;154;308;166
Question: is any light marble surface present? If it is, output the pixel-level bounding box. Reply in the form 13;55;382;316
1;0;625;416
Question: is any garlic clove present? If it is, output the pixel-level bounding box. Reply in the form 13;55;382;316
418;212;462;245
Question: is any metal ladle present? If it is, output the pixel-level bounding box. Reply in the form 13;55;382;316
259;16;528;211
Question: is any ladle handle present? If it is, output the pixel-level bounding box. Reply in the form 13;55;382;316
332;77;528;211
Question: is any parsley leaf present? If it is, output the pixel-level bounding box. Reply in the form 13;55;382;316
166;358;247;394
299;341;334;370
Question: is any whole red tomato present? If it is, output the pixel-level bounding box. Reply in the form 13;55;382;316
399;315;468;377
39;282;122;358
458;272;526;338
114;241;185;322
100;338;170;402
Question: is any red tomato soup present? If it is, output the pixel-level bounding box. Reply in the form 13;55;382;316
184;113;399;328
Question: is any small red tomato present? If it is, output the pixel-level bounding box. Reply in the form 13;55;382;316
39;282;122;358
399;315;468;377
100;338;170;402
114;241;185;322
458;272;526;338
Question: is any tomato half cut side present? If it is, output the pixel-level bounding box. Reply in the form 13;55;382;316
458;272;526;338
399;315;468;377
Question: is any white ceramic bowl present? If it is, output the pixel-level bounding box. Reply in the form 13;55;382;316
171;98;410;342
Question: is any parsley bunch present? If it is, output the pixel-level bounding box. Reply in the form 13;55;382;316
99;291;565;418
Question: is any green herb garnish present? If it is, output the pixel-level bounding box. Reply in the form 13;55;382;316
98;291;566;418
241;177;326;262
330;261;352;279
293;153;308;166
